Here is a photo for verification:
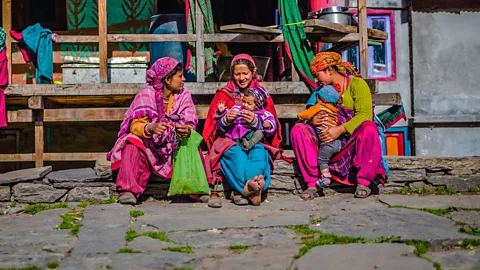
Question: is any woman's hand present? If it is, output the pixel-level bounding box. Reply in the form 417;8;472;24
310;111;329;127
242;110;255;124
226;109;240;123
147;122;172;136
319;125;346;143
176;124;192;138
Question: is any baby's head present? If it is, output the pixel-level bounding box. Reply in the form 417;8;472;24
317;85;340;104
242;88;267;111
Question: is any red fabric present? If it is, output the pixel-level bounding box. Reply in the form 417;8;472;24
116;143;152;198
0;50;8;128
10;30;33;63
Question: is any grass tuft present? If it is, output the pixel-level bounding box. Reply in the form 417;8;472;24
311;218;325;224
162;246;194;253
404;240;431;256
24;202;68;215
458;239;480;248
468;185;480;192
125;229;171;242
130;210;144;218
58;208;85;236
117;248;141;253
294;234;401;259
228;245;249;252
9;202;16;208
434;186;457;195
459;226;480;237
101;195;116;204
388;205;480;217
78;202;90;208
286;225;321;235
46;260;59;269
173;267;193;270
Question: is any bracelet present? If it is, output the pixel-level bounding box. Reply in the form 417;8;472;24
144;124;154;136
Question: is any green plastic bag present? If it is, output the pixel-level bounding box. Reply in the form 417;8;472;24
168;130;211;196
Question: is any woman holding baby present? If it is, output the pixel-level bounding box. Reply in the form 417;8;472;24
290;52;386;200
203;54;284;206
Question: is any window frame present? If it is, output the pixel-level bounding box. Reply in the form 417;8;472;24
344;9;397;81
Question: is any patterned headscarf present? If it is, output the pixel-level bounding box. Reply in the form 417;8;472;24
246;87;268;110
0;27;6;52
309;52;361;78
146;57;181;91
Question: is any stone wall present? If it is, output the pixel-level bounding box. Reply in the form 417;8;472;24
1;156;479;205
269;156;480;195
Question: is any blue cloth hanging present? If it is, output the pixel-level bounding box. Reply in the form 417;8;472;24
22;24;53;84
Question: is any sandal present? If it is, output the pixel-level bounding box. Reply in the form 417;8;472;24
208;192;223;208
300;187;318;201
231;191;249;206
316;176;332;188
354;185;371;199
118;192;136;205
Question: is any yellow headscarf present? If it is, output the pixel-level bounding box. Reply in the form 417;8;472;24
309;52;362;78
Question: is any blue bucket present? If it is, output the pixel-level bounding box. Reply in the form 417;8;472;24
149;14;196;82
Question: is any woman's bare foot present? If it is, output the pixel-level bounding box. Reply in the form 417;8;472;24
256;175;266;190
248;175;263;206
241;177;260;197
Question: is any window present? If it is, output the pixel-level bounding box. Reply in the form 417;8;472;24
342;11;396;81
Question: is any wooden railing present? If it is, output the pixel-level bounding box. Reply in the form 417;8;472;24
1;0;375;83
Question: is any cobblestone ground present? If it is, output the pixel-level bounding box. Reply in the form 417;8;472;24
1;194;479;270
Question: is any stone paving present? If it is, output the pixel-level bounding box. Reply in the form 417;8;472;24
0;194;479;270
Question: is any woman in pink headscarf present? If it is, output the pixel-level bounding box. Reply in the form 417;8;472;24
107;57;206;205
202;54;284;206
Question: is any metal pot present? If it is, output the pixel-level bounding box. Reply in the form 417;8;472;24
318;12;357;26
317;6;357;26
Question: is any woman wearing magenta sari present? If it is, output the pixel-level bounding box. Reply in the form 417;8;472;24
203;54;284;206
291;52;386;200
107;57;207;205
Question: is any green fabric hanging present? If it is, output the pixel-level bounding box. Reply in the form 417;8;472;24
279;0;317;91
187;0;216;77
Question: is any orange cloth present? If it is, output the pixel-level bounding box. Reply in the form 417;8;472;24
309;52;361;78
297;102;338;132
130;116;151;139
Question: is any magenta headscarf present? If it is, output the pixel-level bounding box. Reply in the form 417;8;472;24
116;57;180;137
146;57;181;91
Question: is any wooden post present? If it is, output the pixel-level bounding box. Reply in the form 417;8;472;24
195;0;205;82
98;0;108;83
30;96;45;167
358;0;368;77
2;0;12;84
291;62;300;81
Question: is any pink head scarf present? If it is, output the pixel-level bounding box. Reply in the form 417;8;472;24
227;54;263;91
146;57;181;91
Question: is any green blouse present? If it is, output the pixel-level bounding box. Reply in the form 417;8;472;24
340;77;373;135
